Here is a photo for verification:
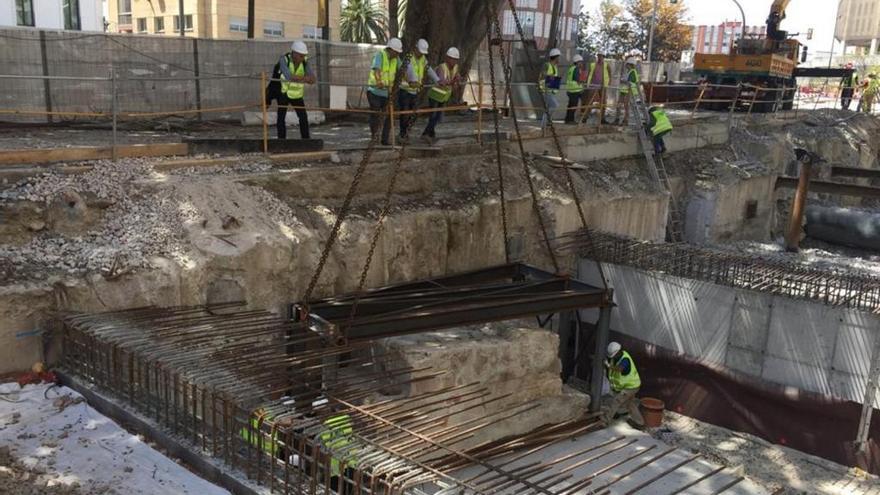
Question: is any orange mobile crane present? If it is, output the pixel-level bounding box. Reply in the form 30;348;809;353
691;0;851;112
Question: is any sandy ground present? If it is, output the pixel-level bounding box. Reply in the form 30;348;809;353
653;411;880;494
0;382;228;495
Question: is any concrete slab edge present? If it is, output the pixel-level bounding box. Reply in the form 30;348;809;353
56;370;262;495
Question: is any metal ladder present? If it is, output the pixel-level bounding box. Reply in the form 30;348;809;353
629;86;684;243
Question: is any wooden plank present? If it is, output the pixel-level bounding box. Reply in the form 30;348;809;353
0;143;189;166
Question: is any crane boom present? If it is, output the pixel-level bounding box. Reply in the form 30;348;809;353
767;0;792;41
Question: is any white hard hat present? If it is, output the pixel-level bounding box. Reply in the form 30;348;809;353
626;57;638;65
549;48;562;58
387;37;403;53
291;41;308;55
572;54;584;63
446;47;460;59
417;39;429;55
606;342;622;358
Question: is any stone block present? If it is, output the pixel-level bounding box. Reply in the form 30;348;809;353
240;110;326;126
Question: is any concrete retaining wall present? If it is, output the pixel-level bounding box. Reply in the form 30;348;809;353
684;174;777;244
521;120;729;163
578;260;880;408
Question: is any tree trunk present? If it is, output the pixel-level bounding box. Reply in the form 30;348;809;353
388;0;399;38
547;0;563;49
403;0;506;86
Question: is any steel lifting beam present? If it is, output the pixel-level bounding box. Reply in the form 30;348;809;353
293;262;612;341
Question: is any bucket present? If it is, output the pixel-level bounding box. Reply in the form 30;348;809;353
640;397;665;428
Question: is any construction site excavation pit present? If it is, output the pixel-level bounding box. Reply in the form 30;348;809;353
5;110;880;494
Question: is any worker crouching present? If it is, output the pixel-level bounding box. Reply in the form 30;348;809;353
648;105;673;154
602;341;645;428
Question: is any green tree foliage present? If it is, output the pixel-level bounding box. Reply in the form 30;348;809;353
340;0;388;44
624;0;691;61
591;0;635;58
575;10;597;56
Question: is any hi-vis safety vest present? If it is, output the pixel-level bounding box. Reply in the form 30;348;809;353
619;68;640;95
587;62;611;88
565;64;583;94
368;50;399;90
539;62;559;94
650;108;673;136
239;412;280;456
320;414;356;476
401;54;427;95
281;55;307;100
607;350;641;392
428;63;458;103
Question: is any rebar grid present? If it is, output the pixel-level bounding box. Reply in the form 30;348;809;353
560;229;880;314
62;303;630;494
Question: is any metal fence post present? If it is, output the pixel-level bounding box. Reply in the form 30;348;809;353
261;71;268;154
193;38;203;121
39;30;53;124
111;68;118;161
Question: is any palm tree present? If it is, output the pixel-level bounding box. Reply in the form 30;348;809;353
340;0;388;44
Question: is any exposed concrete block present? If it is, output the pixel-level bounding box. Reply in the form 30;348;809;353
241;110;326;126
765;296;841;368
725;345;763;377
832;309;878;376
727;290;772;352
761;355;831;396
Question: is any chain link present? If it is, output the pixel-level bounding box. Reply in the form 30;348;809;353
504;0;607;287
485;7;511;265
486;0;561;274
300;56;408;314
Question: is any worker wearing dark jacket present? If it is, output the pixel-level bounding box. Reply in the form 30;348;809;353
602;341;645;427
841;62;858;111
648;106;672;154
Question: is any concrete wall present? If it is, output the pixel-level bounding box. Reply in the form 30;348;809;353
0;0;102;31
578;260;880;408
521;120;730;163
684;174;777;244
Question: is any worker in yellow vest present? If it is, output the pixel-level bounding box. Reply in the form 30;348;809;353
538;47;562;129
564;54;586;124
648;105;673;154
862;73;879;114
277;41;316;140
614;57;641;126
368;38;404;145
320;414;357;494
422;47;461;145
583;53;611;124
602;341;645;428
398;38;440;143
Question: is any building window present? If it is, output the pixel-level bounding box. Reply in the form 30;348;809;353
174;14;193;32
117;0;132;26
502;11;515;36
229;17;248;33
63;0;81;30
263;21;284;37
303;25;323;39
515;0;538;8
136;17;147;32
154;17;164;32
15;0;34;26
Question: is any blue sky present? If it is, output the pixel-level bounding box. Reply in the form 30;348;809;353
581;0;842;55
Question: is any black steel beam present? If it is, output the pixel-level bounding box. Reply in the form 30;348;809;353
794;67;854;79
832;166;880;180
293;263;611;342
776;176;880;199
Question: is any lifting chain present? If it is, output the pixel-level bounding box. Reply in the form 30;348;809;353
485;9;511;265
300;54;407;315
504;0;608;288
486;0;561;274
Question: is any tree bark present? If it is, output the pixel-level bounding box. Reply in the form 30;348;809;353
403;0;506;84
547;0;564;49
388;0;399;38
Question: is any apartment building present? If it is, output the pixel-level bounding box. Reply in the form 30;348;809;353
835;0;880;55
498;0;580;49
691;21;767;55
0;0;103;31
107;0;341;40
